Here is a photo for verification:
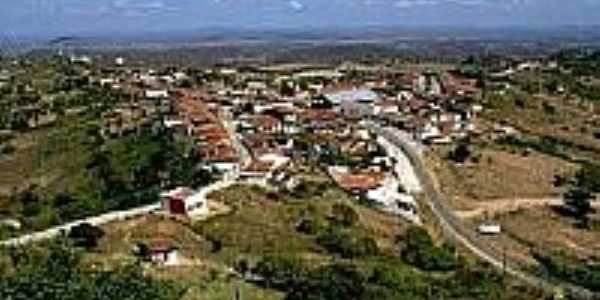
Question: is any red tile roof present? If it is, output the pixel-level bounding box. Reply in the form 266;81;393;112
333;172;385;194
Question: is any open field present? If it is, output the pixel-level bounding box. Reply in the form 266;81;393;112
427;149;576;210
78;184;413;299
483;90;600;162
498;207;600;261
0;115;96;213
465;205;600;275
195;185;411;263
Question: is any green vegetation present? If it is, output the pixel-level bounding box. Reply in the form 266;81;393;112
195;185;542;300
0;72;212;236
0;239;184;300
7;130;213;233
88;131;212;211
401;226;461;272
562;163;600;228
534;251;600;292
498;135;574;161
251;255;528;300
316;228;379;259
554;49;600;78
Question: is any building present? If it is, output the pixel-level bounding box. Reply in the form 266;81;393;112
329;167;385;196
145;238;181;266
145;89;169;99
160;187;208;216
239;160;274;186
324;88;380;105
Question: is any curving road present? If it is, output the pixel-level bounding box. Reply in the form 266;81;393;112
370;123;599;300
0;177;237;248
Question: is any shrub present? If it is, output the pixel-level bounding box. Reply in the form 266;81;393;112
401;226;460;272
317;228;378;259
68;223;105;249
253;255;307;290
296;217;326;235
285;263;367;300
331;203;359;227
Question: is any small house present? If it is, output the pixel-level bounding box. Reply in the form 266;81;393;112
145;238;180;266
145;89;169;99
160;187;208;217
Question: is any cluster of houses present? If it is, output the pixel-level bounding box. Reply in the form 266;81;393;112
102;63;483;219
10;59;484;228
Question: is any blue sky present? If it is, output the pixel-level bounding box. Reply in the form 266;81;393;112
2;0;600;37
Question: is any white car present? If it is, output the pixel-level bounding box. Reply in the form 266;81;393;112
478;223;502;235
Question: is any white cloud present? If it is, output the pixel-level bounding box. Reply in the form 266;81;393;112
288;0;305;11
394;0;438;8
110;0;176;14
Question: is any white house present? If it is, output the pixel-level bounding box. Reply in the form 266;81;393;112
146;238;181;266
145;89;169;99
160;187;208;217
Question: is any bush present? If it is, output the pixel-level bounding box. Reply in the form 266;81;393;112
68;223;105;249
285;264;367;300
448;143;472;163
331;203;359;227
317;228;378;259
401;226;460;272
534;251;600;292
0;239;184;300
296;217;326;235
253;255;307;290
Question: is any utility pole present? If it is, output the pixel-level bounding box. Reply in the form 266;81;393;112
502;242;507;286
234;286;243;300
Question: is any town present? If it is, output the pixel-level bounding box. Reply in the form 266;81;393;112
1;26;600;300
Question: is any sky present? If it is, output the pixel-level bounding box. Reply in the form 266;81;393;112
1;0;600;37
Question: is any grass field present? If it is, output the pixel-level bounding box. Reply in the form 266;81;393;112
78;183;412;300
496;207;600;262
195;185;410;265
0;115;97;214
483;89;600;162
427;148;576;210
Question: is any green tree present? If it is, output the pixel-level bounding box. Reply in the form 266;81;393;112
67;223;105;249
253;255;307;290
564;187;594;228
0;239;183;300
331;203;359;227
286;264;367;300
401;226;460;271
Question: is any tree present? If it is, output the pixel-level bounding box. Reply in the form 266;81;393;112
448;143;472;164
68;223;105;249
286;264;367;300
564;187;594;228
331;203;359;227
317;228;379;259
576;164;600;193
401;226;460;271
296;217;326;235
563;164;599;228
0;239;184;300
253;255;307;290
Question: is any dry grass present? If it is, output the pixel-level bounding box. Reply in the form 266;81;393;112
84;214;213;269
81;184;411;300
428;149;576;210
0;117;95;212
496;207;600;262
484;92;600;160
84;213;284;300
196;185;410;263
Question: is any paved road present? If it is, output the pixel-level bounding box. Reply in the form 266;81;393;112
0;203;161;247
370;123;599;300
0;177;237;247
